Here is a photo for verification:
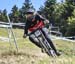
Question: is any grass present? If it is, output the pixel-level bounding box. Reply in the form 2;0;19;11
0;28;75;64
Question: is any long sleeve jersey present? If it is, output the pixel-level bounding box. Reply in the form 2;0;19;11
24;14;45;35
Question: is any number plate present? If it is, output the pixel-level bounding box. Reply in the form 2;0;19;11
34;30;41;37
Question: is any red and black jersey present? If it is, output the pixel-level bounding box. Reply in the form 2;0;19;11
24;14;45;35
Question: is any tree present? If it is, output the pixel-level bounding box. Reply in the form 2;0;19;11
0;10;2;21
39;0;75;36
0;9;8;22
39;0;56;26
61;0;75;36
65;0;75;5
2;9;8;22
65;9;75;36
9;5;20;23
19;0;35;23
21;0;34;14
53;0;75;36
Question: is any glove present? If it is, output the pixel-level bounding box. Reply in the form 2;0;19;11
23;34;27;38
45;20;49;24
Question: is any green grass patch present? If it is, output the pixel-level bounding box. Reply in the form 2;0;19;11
0;28;75;64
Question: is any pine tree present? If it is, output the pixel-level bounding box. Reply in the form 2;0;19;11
0;9;8;22
40;0;56;25
2;9;8;22
21;0;34;14
9;5;20;23
19;0;35;23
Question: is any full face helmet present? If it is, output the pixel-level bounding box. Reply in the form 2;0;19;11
26;9;35;14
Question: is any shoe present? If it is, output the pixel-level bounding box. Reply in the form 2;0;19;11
55;52;61;56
